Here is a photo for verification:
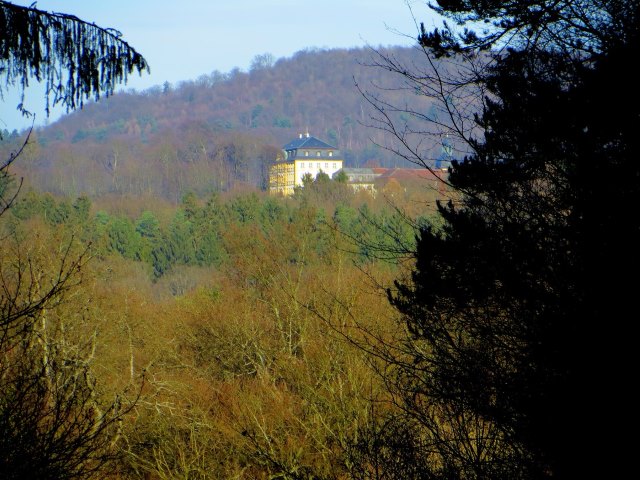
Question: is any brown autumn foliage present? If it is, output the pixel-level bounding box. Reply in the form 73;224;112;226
1;178;442;478
0;217;145;479
114;209;397;479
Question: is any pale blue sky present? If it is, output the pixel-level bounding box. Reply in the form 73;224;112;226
1;0;440;131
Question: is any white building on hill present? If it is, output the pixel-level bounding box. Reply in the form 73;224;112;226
269;132;344;195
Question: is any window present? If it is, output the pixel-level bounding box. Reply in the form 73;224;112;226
316;151;321;157
325;163;329;169
332;163;336;169
300;162;305;168
328;151;333;157
304;151;309;156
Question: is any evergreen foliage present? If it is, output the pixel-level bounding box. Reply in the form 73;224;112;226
355;1;639;479
0;0;148;115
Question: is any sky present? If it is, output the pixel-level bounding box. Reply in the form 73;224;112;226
1;0;440;131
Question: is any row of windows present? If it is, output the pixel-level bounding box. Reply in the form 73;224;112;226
299;162;338;170
302;150;334;157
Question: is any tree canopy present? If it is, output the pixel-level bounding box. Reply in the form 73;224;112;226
356;1;639;479
421;0;632;57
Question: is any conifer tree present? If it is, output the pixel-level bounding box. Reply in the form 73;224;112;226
355;1;639;478
0;0;148;116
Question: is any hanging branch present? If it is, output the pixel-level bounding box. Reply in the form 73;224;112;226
0;0;149;115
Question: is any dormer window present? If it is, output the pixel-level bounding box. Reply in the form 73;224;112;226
316;151;321;157
328;151;333;157
304;151;309;157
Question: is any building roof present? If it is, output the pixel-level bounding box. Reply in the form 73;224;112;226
335;168;377;184
373;167;447;181
283;134;337;151
341;168;376;175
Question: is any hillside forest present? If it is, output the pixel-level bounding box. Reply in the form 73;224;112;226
1;47;449;202
3;0;636;478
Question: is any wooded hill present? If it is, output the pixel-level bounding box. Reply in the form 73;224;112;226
1;46;442;201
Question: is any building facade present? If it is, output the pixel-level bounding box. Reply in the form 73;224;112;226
332;168;377;193
269;133;344;195
332;167;449;196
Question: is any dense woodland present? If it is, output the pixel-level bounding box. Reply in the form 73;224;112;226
0;8;455;476
1;176;447;478
1;46;445;201
2;0;637;478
